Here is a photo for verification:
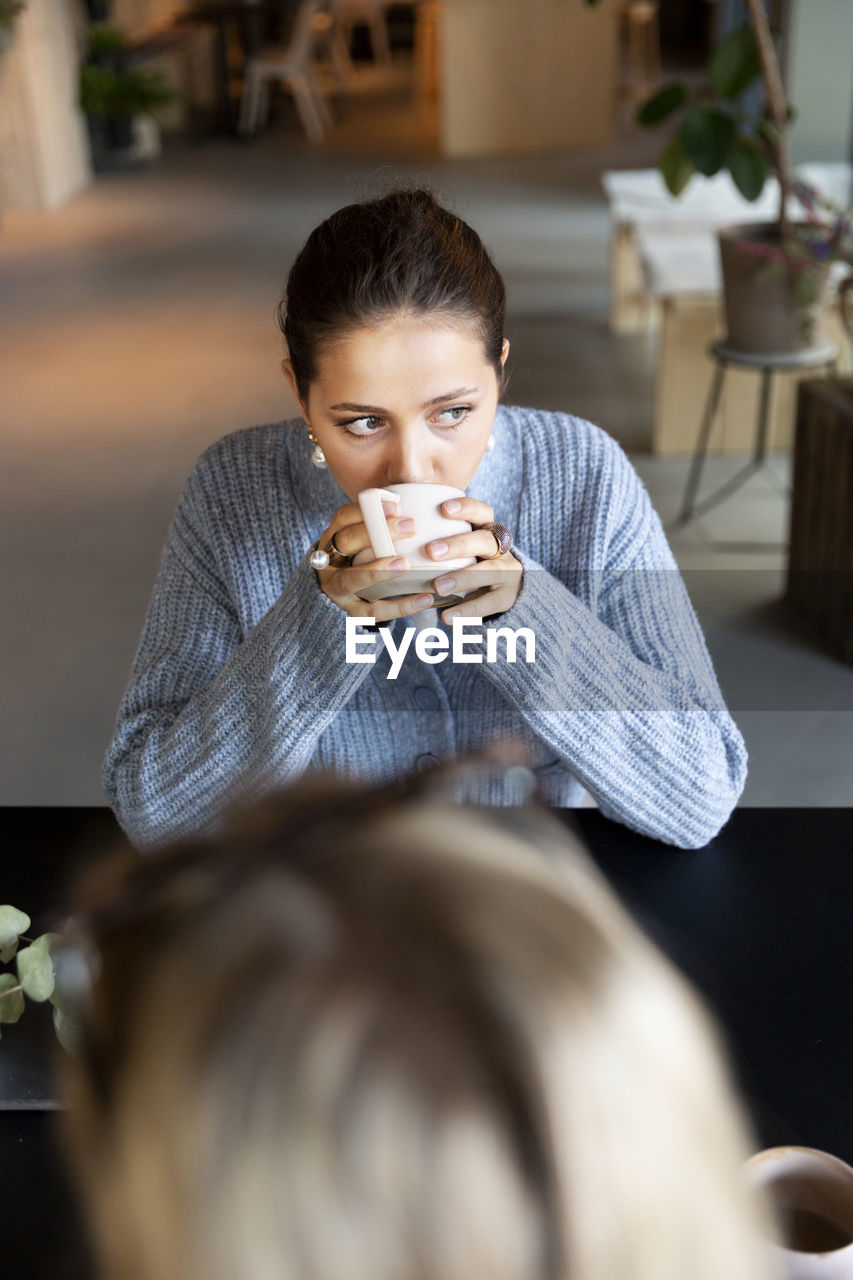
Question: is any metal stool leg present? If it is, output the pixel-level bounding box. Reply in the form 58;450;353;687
753;367;773;464
673;338;840;544
677;360;725;524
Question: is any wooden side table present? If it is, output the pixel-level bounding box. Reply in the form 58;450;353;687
787;378;853;665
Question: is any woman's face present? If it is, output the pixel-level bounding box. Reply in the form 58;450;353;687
285;314;508;500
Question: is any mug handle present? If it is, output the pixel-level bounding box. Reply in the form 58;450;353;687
357;488;400;559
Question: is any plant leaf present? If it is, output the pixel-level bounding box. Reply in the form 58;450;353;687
793;269;821;307
681;107;735;176
709;23;762;99
660;134;694;196
53;1004;79;1056
0;942;18;964
0;905;30;950
729;137;769;201
51;945;94;1013
0;973;25;1024
636;82;688;127
80;63;175;120
88;23;127;57
16;935;57;1003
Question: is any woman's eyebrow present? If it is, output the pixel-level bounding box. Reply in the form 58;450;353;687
425;387;479;406
329;388;479;414
329;401;387;413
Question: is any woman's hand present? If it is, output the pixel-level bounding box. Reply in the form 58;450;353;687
428;497;522;623
313;501;435;621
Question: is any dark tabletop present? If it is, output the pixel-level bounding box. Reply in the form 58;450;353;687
575;807;853;1166
2;805;852;1277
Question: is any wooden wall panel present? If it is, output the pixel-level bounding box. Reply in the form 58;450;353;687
440;0;619;157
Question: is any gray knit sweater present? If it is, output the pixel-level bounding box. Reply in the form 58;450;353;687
104;405;746;849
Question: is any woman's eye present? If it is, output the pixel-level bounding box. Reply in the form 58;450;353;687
343;416;383;436
435;406;470;426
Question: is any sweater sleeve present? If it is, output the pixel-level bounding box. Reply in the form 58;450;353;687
480;445;746;850
103;477;370;850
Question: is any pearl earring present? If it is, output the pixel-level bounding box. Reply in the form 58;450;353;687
486;433;496;453
306;427;327;470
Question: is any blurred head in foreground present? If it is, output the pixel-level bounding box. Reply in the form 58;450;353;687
60;767;771;1280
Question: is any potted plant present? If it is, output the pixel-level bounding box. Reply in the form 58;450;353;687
630;0;852;354
80;23;174;169
0;904;78;1052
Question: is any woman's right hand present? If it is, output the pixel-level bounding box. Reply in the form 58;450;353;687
313;501;435;621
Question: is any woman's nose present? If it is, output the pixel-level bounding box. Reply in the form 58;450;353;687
386;429;432;484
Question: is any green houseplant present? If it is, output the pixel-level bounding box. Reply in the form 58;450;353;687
80;23;174;166
627;0;851;352
0;904;76;1052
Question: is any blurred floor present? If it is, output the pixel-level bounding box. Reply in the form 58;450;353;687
1;70;851;809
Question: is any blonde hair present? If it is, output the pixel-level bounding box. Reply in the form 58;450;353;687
61;774;773;1280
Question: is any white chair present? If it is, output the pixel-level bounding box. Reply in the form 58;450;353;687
239;0;339;143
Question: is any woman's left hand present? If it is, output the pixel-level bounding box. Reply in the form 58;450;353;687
428;497;523;623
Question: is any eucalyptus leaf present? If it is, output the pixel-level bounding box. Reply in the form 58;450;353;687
53;1004;79;1056
0;905;30;950
635;82;688;127
680;107;735;177
0;972;25;1024
51;945;94;1013
729;137;768;201
708;23;762;99
0;942;18;964
660;134;694;197
16;935;56;1003
49;984;68;1011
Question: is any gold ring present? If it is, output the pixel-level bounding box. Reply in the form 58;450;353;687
481;522;513;560
324;533;351;568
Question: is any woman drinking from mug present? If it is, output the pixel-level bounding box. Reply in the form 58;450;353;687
104;188;746;850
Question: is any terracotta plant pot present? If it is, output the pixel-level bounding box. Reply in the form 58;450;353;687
718;223;830;356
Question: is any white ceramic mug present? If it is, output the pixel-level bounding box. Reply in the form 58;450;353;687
745;1147;853;1280
355;483;475;603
